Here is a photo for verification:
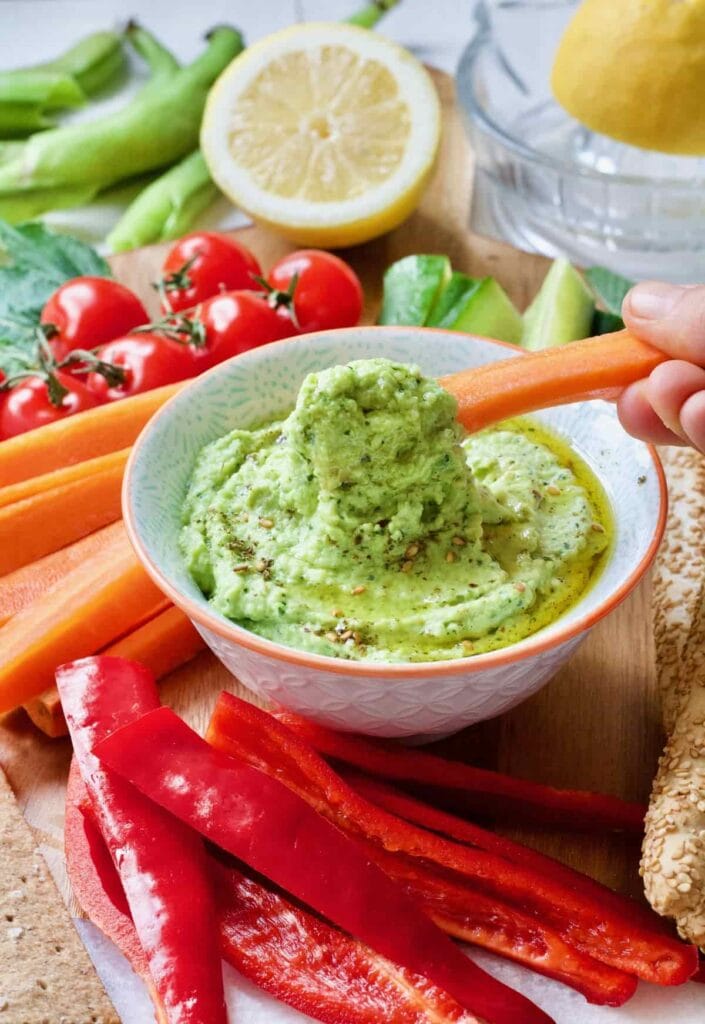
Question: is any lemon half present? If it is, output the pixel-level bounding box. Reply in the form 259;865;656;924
201;23;441;246
552;0;705;156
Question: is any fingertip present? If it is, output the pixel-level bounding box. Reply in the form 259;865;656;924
622;283;705;363
617;380;687;447
622;281;682;325
677;390;705;455
644;360;705;437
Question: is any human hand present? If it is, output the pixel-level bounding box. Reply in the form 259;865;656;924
618;282;705;452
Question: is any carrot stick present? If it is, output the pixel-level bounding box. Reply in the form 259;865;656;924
0;529;168;713
440;330;666;433
24;606;204;738
0;449;128;510
0;521;125;627
0;448;129;575
106;604;203;672
0;381;182;487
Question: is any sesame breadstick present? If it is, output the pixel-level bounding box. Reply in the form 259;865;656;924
651;447;705;732
642;447;705;947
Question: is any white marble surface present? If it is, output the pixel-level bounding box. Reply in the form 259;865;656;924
0;0;468;74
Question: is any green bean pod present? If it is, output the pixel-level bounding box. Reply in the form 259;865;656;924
39;30;126;97
107;150;220;252
0;27;244;219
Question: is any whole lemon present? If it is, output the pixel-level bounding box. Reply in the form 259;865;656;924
551;0;705;155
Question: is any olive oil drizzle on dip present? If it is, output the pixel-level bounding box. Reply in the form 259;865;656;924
180;359;611;663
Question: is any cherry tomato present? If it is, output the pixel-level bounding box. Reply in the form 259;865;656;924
267;250;363;333
0;372;102;438
86;333;202;402
41;277;148;363
195;291;297;367
159;232;263;313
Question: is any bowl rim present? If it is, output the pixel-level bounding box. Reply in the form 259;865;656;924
123;326;667;680
456;26;705;191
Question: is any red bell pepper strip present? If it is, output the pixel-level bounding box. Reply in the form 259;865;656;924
345;771;674;934
65;761;169;1022
368;843;637;1005
209;695;696;989
65;760;149;980
214;860;484;1024
68;751;627;1010
95;706;554;1024
66;770;483;1024
274;711;646;833
57;657;227;1024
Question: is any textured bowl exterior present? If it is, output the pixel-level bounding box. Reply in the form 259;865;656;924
197;620;584;738
124;327;665;738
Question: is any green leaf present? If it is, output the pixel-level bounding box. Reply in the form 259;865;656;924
0;220;109;280
584;266;634;317
0;218;109;376
0;335;39;377
591;309;625;336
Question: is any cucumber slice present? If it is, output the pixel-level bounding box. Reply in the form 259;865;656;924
427;271;480;328
521;259;594;350
447;277;523;345
378;254;451;326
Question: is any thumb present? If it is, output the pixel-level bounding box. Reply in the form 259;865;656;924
622;282;705;364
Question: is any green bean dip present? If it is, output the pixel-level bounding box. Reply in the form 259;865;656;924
180;358;611;662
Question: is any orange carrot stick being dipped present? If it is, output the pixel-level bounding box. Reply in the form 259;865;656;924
441;330;666;433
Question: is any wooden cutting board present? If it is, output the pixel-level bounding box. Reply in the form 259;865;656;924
0;69;659;933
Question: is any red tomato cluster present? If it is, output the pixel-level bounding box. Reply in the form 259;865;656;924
0;233;363;439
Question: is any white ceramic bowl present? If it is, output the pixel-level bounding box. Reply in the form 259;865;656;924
123;327;666;739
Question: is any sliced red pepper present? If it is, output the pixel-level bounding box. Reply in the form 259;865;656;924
208;695;696;989
95;706;554;1024
274;711;646;833
69;751;625;1010
65;760;149;979
366;842;636;1006
345;772;673;934
66;771;484;1024
57;657;227;1024
65;761;169;1023
214;859;484;1024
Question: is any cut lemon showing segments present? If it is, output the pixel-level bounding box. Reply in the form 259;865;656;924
201;22;441;247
